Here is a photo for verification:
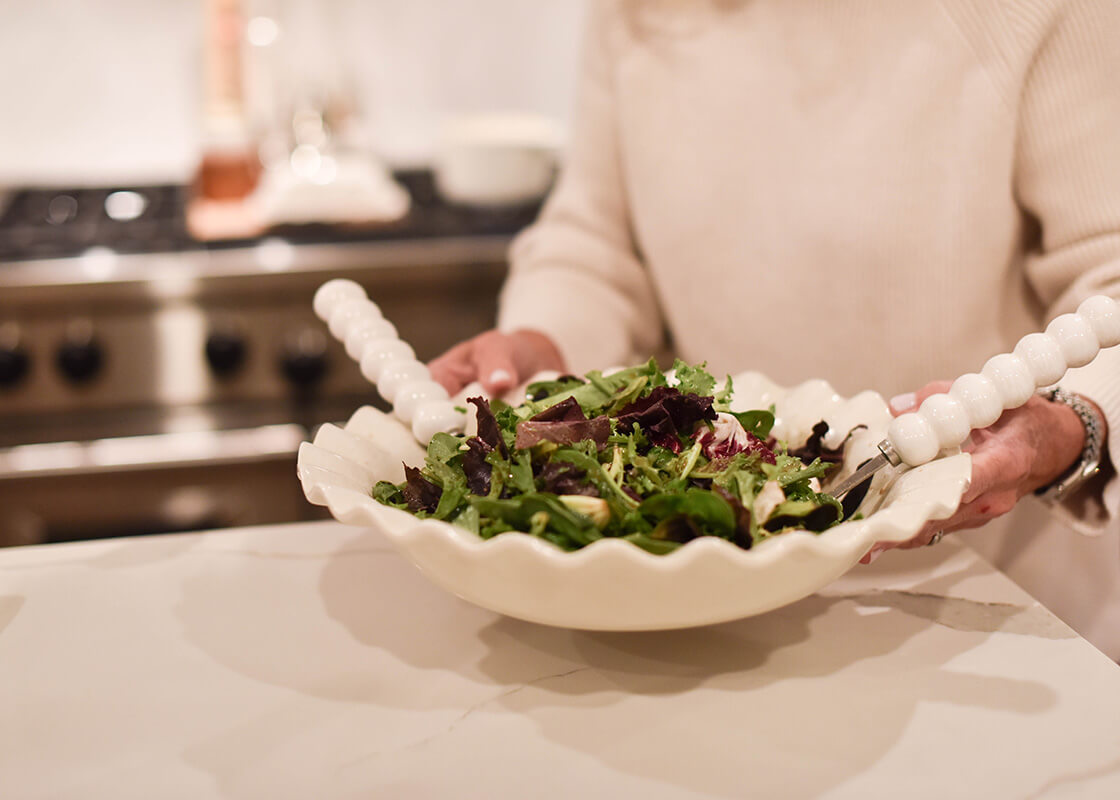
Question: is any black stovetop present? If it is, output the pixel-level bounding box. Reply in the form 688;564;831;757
0;170;543;263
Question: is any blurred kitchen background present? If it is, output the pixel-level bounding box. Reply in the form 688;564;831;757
0;0;587;544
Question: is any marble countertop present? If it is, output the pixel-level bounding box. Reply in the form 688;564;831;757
1;520;1119;799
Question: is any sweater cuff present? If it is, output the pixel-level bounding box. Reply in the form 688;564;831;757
1046;346;1120;535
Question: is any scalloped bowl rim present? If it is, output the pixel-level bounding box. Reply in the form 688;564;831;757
300;370;971;630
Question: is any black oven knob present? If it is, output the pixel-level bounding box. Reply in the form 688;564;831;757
0;345;30;389
205;331;247;377
56;338;104;384
279;329;328;387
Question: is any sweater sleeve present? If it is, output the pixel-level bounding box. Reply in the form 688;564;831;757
1016;0;1120;533
496;1;664;374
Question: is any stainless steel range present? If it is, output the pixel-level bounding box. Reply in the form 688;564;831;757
0;175;535;544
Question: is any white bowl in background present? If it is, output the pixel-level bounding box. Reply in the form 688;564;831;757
433;112;561;208
299;373;970;631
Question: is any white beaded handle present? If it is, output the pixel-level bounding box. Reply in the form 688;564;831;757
886;295;1120;466
313;279;467;442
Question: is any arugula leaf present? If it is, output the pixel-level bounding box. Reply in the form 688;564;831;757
372;481;407;507
426;432;463;465
431;481;466;520
523;358;666;419
552;446;639;513
527;374;586;401
508;451;535;494
471;493;603;548
776;457;833;489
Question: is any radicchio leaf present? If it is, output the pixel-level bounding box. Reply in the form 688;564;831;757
695;413;777;464
616;386;716;453
401;465;442;512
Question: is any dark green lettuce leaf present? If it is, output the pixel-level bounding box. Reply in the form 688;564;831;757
763;495;843;533
372;480;407;507
638;488;737;539
470;493;603;548
714;485;754;549
731;408;776;440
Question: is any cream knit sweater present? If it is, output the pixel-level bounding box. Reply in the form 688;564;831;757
497;0;1120;657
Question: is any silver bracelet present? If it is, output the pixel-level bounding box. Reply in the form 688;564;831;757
1034;387;1106;504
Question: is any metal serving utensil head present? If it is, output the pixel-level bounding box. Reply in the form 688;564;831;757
829;441;901;519
829;441;899;500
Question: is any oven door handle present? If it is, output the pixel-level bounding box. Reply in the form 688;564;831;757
0;424;310;479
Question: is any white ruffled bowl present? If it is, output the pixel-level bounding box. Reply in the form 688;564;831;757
299;372;970;631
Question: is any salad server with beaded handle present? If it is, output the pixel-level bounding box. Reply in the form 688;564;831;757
829;294;1120;500
312;279;471;443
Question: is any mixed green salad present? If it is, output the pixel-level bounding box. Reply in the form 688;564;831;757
373;360;856;554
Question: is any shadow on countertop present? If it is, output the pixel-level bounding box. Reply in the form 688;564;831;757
171;527;1065;799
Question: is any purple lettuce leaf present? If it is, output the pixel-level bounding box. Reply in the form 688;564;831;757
401;465;442;513
530;395;586;422
786;420;863;465
616;386;716;453
536;461;599;496
467;396;508;458
462;438;494;496
514;416;611;450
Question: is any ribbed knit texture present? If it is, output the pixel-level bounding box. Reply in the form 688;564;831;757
498;0;1120;657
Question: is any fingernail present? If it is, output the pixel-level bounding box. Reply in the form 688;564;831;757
488;368;513;388
889;392;916;414
866;549;882;564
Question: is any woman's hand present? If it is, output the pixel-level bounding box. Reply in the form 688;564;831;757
428;329;567;396
860;380;1091;563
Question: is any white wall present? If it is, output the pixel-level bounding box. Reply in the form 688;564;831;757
0;0;587;185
